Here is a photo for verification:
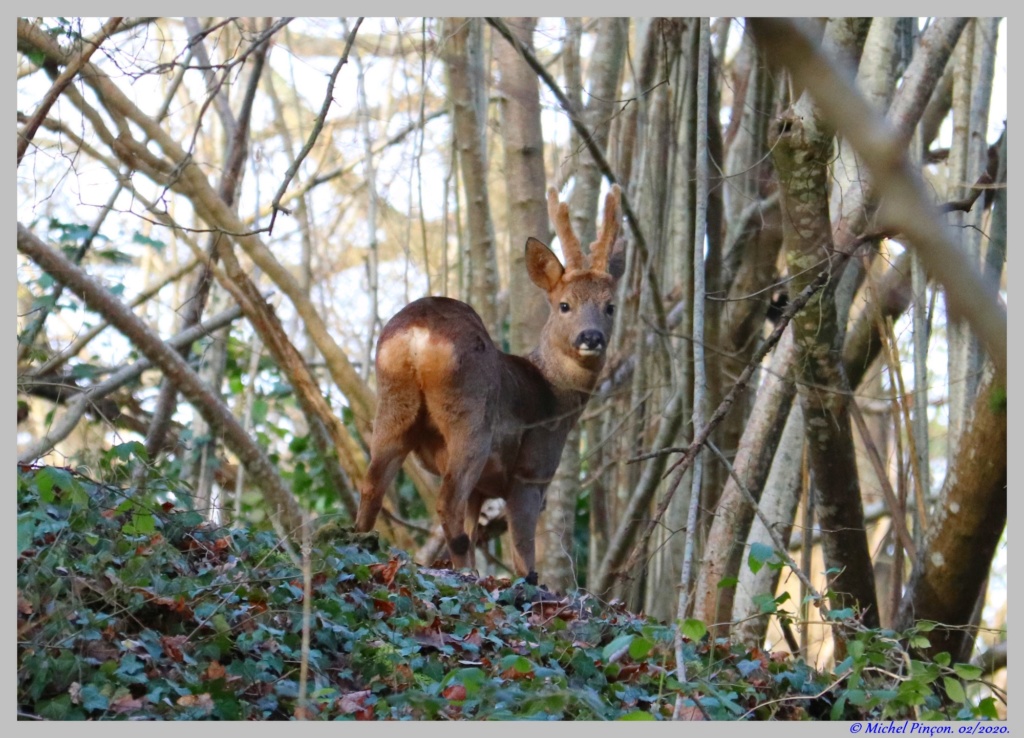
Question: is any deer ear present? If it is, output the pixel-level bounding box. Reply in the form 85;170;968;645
525;237;564;292
607;241;626;282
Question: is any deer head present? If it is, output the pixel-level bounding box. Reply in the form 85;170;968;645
524;184;625;390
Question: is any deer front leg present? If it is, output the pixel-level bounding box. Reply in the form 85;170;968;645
505;480;545;584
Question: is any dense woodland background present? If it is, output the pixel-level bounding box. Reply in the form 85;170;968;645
17;15;1006;696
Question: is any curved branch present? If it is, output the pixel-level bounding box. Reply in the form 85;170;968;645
19;302;247;462
18;223;307;538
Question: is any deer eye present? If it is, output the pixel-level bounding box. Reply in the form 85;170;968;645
559;302;571;313
605;304;616;317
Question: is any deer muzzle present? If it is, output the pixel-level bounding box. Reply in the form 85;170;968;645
574;329;607;356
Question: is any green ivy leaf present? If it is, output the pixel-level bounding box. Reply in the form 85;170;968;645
681;618;707;642
977;697;1000;719
747;542;774;574
602;634;633;662
828;608;855;621
753;592;778;614
847;639;864;661
18;516;37;556
79;683;110;712
618;710;655;720
629;636;654;661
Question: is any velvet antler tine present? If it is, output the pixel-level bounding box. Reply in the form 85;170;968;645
589;184;621;273
547;186;583;271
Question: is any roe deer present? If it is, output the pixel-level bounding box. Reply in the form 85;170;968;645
355;185;625;583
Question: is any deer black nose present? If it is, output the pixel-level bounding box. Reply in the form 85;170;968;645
575;330;606;353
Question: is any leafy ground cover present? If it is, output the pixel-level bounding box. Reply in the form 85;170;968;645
17;463;999;720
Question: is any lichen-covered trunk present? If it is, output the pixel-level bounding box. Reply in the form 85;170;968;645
771;107;879;629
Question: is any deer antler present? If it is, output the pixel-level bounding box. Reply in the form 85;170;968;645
547;187;584;271
589;184;621;274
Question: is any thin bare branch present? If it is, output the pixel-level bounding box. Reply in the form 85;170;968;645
19;302;247;462
268;17;363;234
16;17;124;166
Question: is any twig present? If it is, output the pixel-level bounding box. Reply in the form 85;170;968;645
296;523;313;720
268;18;363;235
16;17;123;165
848;401;918;562
706;440;828;618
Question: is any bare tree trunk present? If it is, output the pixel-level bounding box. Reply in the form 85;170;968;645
569;18;629;241
693;331;797;633
494;17;548;354
947;18;999;451
539;426;581;591
674;27;710;699
442;17;500;339
733;402;804;647
896;361;1006;663
642;21;695;621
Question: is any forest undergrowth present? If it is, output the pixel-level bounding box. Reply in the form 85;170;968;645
16;461;1000;721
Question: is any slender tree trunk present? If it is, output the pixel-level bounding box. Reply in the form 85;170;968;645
947;18;999;451
693;331;798;633
442;17;500;339
539;426;581;592
494;17;548;354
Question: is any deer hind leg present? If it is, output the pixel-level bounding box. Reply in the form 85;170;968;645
355;387;419;533
436;429;491;571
